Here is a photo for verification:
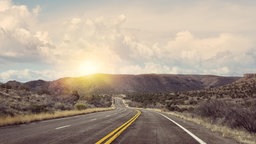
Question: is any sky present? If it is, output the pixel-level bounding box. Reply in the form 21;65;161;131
0;0;256;82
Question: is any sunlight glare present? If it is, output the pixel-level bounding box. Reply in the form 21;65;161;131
79;61;100;75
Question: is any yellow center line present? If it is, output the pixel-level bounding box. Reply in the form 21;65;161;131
96;110;141;144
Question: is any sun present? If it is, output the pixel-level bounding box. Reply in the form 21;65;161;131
79;61;100;75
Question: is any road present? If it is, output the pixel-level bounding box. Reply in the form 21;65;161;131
0;98;237;144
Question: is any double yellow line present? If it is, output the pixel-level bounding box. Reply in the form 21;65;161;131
96;110;141;144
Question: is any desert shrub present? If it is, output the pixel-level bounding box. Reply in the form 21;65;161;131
37;89;50;95
188;99;198;105
195;100;228;119
195;100;256;133
224;108;256;133
54;102;68;110
30;104;48;114
75;103;87;110
186;107;194;112
87;94;112;107
166;104;180;111
0;104;14;116
128;101;143;107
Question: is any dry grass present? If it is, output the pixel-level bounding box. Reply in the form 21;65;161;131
0;107;114;127
163;111;256;144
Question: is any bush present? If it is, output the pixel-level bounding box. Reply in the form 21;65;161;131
87;94;112;107
166;104;180;111
224;108;256;133
30;104;48;114
75;103;87;110
195;100;228;119
188;99;198;105
195;100;256;133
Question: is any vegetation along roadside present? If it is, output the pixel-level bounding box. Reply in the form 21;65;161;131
125;75;256;144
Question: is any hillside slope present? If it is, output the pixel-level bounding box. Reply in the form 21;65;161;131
125;74;256;134
0;86;78;116
0;74;241;116
126;74;255;109
23;74;240;96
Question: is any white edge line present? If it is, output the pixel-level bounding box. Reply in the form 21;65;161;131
55;125;71;130
159;113;207;144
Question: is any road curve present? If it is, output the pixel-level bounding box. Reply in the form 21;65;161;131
0;98;238;144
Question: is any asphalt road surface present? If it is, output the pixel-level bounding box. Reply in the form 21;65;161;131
0;98;237;144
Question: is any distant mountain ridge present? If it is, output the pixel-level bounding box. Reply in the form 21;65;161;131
2;74;240;96
0;74;242;116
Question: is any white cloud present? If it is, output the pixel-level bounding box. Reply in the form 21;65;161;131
115;30;255;75
203;67;230;75
0;69;56;82
0;0;10;12
117;1;256;33
0;0;256;82
166;31;253;61
32;5;40;16
0;0;34;30
119;63;180;74
0;0;54;64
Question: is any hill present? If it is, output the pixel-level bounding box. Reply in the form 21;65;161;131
182;74;256;104
125;74;256;133
126;73;255;110
0;74;240;116
22;74;240;96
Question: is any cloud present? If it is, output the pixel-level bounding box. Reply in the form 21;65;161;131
166;31;253;60
0;69;56;82
115;30;255;75
117;0;256;33
1;0;256;82
0;0;54;64
162;31;255;75
119;63;179;74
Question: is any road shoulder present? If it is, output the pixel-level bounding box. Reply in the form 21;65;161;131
150;109;238;144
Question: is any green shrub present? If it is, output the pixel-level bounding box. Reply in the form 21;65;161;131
75;103;87;110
